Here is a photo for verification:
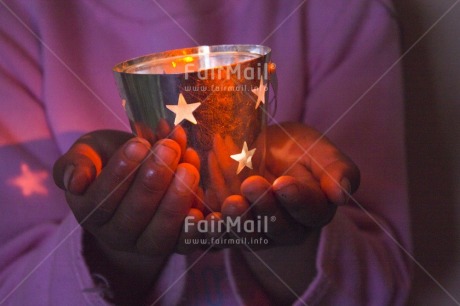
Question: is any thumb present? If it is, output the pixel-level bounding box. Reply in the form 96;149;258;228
53;130;134;194
313;157;360;206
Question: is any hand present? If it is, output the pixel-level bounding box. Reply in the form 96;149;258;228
216;122;360;244
218;122;360;303
200;122;359;246
53;129;203;304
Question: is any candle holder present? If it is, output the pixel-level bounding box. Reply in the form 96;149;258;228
113;45;273;212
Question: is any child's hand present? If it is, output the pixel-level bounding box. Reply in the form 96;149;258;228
213;123;360;304
219;122;360;245
53;129;203;256
53;129;204;303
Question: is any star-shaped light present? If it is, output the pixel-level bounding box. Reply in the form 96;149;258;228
8;163;48;197
251;78;267;109
230;141;256;174
166;93;201;125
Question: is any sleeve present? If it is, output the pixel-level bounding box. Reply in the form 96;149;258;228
300;0;411;305
0;3;106;305
225;0;411;305
0;3;187;305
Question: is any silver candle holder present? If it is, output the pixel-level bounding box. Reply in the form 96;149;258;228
113;45;273;212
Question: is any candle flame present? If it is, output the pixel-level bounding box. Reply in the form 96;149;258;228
183;56;194;63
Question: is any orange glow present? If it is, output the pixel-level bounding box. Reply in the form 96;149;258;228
171;61;177;68
74;143;103;175
183;56;194;63
8;163;48;197
270;141;293;161
268;62;276;74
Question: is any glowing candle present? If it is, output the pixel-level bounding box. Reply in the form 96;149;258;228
113;45;273;211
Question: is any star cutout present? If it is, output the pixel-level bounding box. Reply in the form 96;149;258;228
166;93;201;125
251;78;267;109
8;163;48;197
230;141;256;174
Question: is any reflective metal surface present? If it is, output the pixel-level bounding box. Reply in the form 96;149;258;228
113;45;272;211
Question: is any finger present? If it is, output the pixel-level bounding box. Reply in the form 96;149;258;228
297;134;360;206
97;139;181;250
53;130;134;194
266;123;360;205
183;147;201;171
136;163;199;256
66;137;151;226
133;122;158;144
169;125;187;159
273;174;336;228
54;142;103;194
318;159;359;206
240;176;307;243
155;118;172;139
175;208;205;254
221;195;251;220
221;195;259;243
54;147;99;194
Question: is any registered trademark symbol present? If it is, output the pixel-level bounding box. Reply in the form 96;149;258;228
270;216;276;222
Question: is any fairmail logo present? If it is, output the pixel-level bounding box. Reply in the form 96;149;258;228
184;215;275;234
184;62;270;81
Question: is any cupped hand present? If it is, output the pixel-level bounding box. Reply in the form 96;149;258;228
218;122;360;247
53;129;203;256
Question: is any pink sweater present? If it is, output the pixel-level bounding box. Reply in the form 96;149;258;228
0;0;410;305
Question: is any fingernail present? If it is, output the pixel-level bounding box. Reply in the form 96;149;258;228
124;139;150;162
176;166;196;194
63;164;75;190
154;143;177;166
340;178;351;205
276;183;299;200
